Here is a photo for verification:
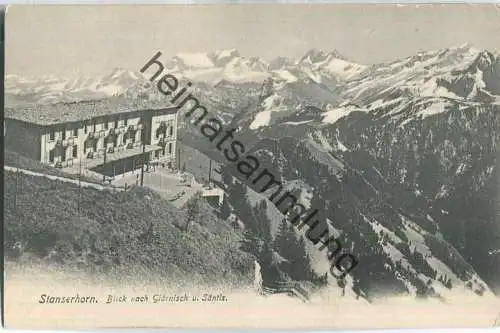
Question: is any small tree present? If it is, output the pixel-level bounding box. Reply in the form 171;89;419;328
221;168;234;189
184;192;203;232
219;194;231;220
273;220;292;256
274;221;314;282
240;229;261;257
337;277;346;296
290;235;314;281
240;201;273;258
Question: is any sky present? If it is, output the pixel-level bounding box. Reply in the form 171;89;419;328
6;4;500;77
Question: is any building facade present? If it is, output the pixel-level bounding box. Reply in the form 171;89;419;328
5;98;178;178
147;108;177;164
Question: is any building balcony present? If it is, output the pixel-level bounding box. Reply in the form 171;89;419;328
56;137;75;147
158;138;167;147
88;131;101;139
110;126;124;134
86;150;96;159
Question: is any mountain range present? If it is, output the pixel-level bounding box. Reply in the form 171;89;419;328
5;44;500;302
5;48;364;105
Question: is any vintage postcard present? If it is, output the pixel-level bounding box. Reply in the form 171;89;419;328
3;3;500;329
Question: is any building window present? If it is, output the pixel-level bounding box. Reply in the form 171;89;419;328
104;121;109;130
73;128;78;137
124;118;128;126
62;129;66;140
168;142;173;155
72;145;78;158
49;131;55;141
169;126;174;137
84;124;88;134
49;150;55;162
92;120;97;132
114;120;119;128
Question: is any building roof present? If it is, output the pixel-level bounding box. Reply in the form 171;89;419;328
5;97;178;126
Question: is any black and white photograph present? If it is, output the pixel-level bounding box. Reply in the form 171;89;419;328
3;4;500;329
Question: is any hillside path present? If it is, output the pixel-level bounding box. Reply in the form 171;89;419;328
4;165;122;192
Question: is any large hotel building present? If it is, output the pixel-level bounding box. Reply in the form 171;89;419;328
5;97;178;178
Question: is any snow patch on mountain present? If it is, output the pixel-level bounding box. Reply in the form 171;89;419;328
304;134;345;178
250;110;273;130
321;104;363;124
249;94;288;130
419;78;461;99
98;84;126;96
283;120;314;126
321;58;367;80
273;70;299;83
417;99;453;118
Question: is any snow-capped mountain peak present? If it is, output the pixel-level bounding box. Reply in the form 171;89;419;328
210;49;241;67
269;56;296;70
296;48;367;82
102;68;143;83
342;44;500;105
298;48;347;66
6;44;498;108
172;52;215;69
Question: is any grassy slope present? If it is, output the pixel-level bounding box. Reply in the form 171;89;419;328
4;170;253;287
